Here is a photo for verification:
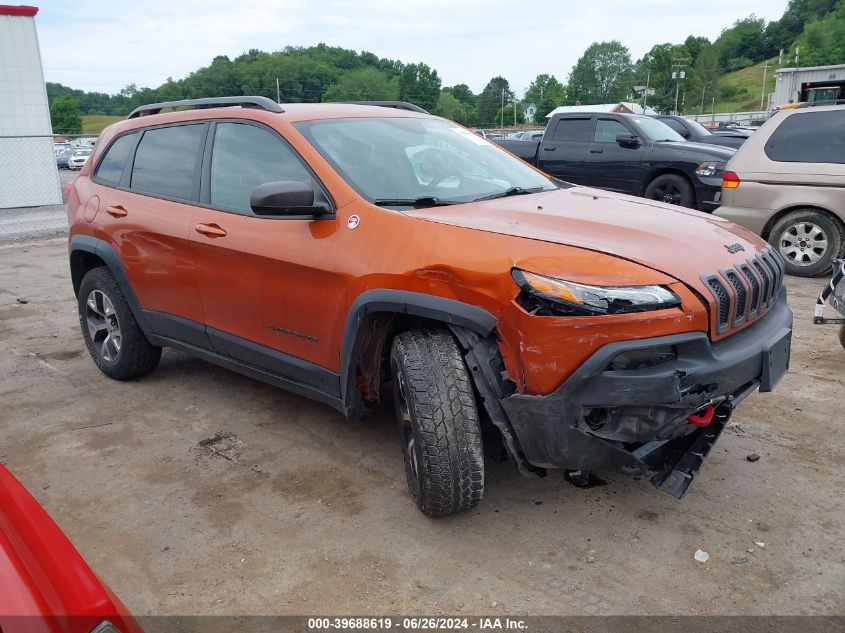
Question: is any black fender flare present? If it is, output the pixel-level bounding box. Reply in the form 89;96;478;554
338;289;497;408
69;235;152;334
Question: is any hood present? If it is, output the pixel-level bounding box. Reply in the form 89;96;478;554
403;187;766;289
656;140;735;161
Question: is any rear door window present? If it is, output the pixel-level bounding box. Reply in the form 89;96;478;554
550;117;593;142
765;110;845;164
130;124;205;200
659;118;688;135
94;133;137;185
209;122;314;213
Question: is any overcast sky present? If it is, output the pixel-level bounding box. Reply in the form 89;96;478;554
36;0;787;98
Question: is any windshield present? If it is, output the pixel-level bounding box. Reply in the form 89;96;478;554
629;117;686;143
685;118;712;137
295;117;556;205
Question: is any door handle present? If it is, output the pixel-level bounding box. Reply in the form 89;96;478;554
194;223;227;238
590;148;604;154
106;205;128;218
542;146;556;152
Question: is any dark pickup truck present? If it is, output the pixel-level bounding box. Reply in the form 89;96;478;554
495;112;735;211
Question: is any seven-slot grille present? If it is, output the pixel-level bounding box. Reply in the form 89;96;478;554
702;247;785;334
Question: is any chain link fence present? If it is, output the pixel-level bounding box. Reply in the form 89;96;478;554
0;134;63;208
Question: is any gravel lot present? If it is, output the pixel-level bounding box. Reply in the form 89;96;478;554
0;235;843;617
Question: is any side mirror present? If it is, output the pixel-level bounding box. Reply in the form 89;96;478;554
616;133;640;148
250;181;331;216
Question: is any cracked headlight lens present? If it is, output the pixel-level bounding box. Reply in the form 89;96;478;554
512;269;681;316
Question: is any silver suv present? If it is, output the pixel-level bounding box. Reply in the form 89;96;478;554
715;104;845;277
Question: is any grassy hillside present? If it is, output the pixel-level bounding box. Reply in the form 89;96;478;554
713;58;778;113
81;115;123;135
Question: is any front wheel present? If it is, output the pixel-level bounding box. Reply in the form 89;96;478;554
769;209;843;277
390;330;484;517
644;174;695;208
839;324;845;351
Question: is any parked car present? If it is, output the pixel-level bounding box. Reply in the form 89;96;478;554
68;148;92;170
0;464;141;632
655;115;750;149
495;112;735;211
506;130;545;141
66;96;791;517
57;146;76;169
715;103;845;277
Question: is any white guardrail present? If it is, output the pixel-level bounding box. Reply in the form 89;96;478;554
689;110;770;126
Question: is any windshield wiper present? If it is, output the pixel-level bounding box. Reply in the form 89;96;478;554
373;196;459;208
471;186;546;202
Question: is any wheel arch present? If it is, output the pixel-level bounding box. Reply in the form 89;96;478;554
761;205;845;243
338;289;497;418
69;235;152;334
640;168;697;204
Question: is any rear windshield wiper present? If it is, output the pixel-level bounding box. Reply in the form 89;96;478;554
373;196;459;208
471;186;546;202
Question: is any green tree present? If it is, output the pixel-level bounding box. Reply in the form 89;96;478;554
322;67;398;102
684;35;711;63
693;44;720;113
443;83;476;107
475;77;515;126
714;16;768;69
794;2;845;65
528;75;566;123
398;63;441;111
495;103;526;126
567;41;634;104
50;95;82;134
635;43;692;112
434;91;472;124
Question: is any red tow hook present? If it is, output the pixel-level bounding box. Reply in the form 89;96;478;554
687;405;716;427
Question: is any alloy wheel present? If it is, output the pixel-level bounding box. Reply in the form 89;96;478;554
651;183;682;205
779;222;828;266
85;289;122;362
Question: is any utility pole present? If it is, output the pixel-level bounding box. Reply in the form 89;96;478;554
760;60;769;110
700;85;706;115
513;100;517;126
500;88;505;129
276;78;281;104
643;69;650;111
672;59;689;115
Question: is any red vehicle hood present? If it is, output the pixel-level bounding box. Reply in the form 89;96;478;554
403;186;766;285
0;465;140;632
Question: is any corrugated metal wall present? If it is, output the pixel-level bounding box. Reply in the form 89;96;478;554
773;65;845;107
0;12;62;208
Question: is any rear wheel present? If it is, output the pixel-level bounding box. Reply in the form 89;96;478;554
769;209;843;277
78;267;161;380
390;330;484;517
644;174;695;208
839;324;845;351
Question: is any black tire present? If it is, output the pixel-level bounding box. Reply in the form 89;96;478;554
839;324;845;352
390;330;484;517
78;267;161;380
768;209;844;278
644;174;696;208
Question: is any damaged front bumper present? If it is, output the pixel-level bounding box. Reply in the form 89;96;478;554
500;291;793;498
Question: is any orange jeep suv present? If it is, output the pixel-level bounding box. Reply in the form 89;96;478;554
67;97;793;517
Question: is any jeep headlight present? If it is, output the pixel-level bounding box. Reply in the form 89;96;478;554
512;269;681;316
695;161;726;177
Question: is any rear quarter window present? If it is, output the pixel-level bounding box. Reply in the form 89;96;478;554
765;110;845;164
94;133;137;185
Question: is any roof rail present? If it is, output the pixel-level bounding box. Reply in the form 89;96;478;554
345;101;429;114
128;96;284;119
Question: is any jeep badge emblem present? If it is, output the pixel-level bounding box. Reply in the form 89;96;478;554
725;243;745;253
347;215;360;230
